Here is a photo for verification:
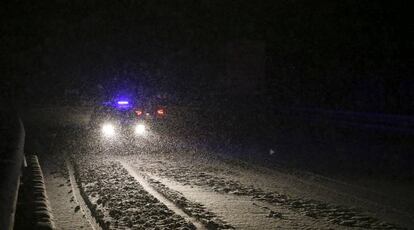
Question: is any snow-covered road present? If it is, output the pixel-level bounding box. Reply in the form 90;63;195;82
116;151;408;230
65;144;410;229
35;126;411;229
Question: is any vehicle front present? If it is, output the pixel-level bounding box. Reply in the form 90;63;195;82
88;99;150;148
88;97;169;149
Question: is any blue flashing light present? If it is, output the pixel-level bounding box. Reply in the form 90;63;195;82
117;101;129;105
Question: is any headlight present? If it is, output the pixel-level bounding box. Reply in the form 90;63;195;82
134;124;146;135
102;123;115;136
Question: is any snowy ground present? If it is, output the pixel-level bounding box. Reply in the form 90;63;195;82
117;151;407;229
73;155;197;229
40;154;92;230
55;129;410;230
23;106;412;229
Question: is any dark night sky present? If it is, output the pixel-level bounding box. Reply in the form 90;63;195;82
1;1;413;113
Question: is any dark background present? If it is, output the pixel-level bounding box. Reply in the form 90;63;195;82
2;0;413;114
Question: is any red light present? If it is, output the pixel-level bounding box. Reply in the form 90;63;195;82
156;108;165;115
135;110;143;116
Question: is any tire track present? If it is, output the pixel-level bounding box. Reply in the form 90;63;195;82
126;155;407;229
120;160;207;230
66;159;101;230
72;155;196;229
